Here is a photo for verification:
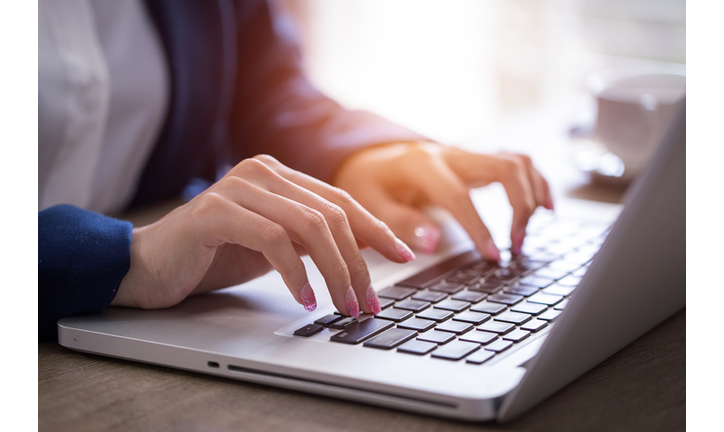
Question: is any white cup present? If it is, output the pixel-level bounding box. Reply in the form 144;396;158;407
587;65;686;175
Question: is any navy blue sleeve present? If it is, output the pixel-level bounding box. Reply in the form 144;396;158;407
38;205;132;341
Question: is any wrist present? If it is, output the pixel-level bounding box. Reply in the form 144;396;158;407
111;227;147;308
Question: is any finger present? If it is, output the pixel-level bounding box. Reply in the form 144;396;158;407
446;151;540;255
224;159;383;313
516;153;553;210
405;153;501;261
193;192;316;311
247;155;415;265
212;173;361;317
356;183;441;254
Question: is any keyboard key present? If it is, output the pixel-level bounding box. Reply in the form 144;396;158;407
412;290;448;303
470;301;507;315
484;339;514;353
446;271;482;285
543;285;575;297
330;318;394;344
416;309;454;322
417;330;455;345
554;299;570;310
533;267;571;280
379;297;395;310
527;292;564;306
394;299;431;313
397;340;437;355
397;252;475;288
314;314;342;327
518;275;555;289
502;329;531;343
431;341;481;361
510;302;548;315
329;317;358;329
504;285;540;297
459;330;498;345
434;299;470;313
468;281;504;294
435;321;474;335
571;267;588;277
538;309;562;321
463;260;498;275
363;328;418;350
293;324;324;337
430;281;465;294
494;311;532;325
521;319;548;332
484;274;517;286
465;349;496;364
397;317;436;332
377;286;415;300
375;308;412;322
487;293;524;306
452;291;487;303
557;275;583;287
453;311;491;325
547;260;582;273
478;321;515;335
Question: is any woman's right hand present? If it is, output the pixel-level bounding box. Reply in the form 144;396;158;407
111;155;416;317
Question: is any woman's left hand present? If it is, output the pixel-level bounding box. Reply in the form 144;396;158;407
333;141;554;261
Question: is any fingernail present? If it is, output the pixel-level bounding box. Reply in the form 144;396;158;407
486;240;501;262
412;223;441;254
545;196;555;211
395;239;416;262
345;286;360;318
365;286;382;315
299;283;317;312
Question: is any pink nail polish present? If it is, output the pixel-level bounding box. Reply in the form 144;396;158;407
395;239;416;262
546;196;555;211
412;223;441;254
365;286;382;315
345;286;360;318
299;283;316;312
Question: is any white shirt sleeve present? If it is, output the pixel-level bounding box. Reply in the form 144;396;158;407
38;0;169;214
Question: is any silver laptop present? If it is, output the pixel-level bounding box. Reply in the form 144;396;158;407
57;104;685;422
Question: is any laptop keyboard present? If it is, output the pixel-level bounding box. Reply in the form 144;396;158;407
293;217;610;365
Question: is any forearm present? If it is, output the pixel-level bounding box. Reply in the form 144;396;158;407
229;0;427;183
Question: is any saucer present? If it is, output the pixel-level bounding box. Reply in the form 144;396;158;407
569;137;639;187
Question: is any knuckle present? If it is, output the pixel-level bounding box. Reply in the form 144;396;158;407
348;256;369;278
261;222;289;245
198;192;224;212
236;157;272;177
301;207;328;232
252;154;281;167
221;174;247;190
332;260;350;279
190;192;224;223
331;186;355;206
324;203;349;227
447;187;469;204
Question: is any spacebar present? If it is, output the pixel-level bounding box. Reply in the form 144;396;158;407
396;251;478;289
330;318;394;345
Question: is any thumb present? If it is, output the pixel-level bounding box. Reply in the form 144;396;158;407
380;202;442;254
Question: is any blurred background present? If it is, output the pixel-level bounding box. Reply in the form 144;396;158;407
278;0;685;150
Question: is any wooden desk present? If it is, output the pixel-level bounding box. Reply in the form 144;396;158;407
38;103;685;431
